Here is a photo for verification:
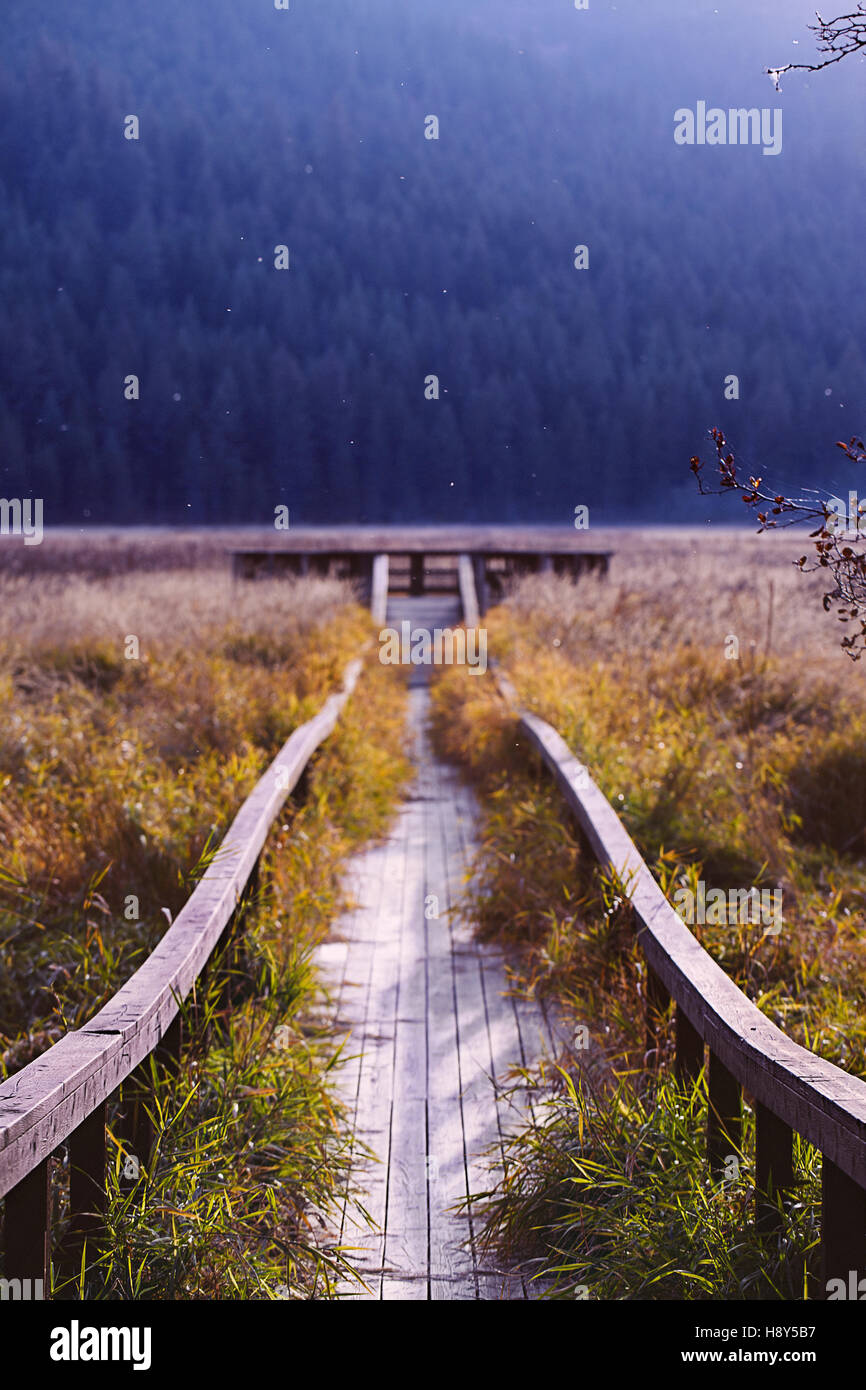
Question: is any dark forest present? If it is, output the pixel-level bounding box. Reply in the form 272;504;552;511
1;0;864;524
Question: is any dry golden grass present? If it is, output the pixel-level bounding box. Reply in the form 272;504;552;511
0;568;351;656
435;525;866;1069
0;552;413;1298
0;563;375;1063
506;527;862;685
433;527;864;1300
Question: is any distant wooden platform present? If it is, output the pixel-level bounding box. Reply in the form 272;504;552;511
230;528;612;612
230;525;607;554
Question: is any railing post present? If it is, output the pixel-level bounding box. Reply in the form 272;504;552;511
644;964;669;1066
472;556;488;616
409;553;424;596
67;1101;107;1252
674;1004;704;1087
293;765;311;806
116;1066;154;1179
3;1156;51;1288
114;1015;183;1190
822;1156;866;1297
217;855;259;1011
755;1103;794;1233
156;1012;183;1074
707;1050;741;1176
370;553;389;626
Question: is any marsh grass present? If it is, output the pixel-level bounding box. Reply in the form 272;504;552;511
432;529;866;1298
0;563;411;1297
482;1069;821;1301
0;570;365;1065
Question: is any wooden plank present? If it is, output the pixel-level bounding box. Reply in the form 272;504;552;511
226;524;614;557
380;692;434;1296
316;846;392;1285
336;805;411;1298
822;1157;866;1294
457;555;481;629
370;553;389;627
380;1095;428;1300
425;797;478;1298
645;965;670;1065
3;1157;50;1285
328;617;546;1301
755;1102;794;1234
426;1097;477;1300
316;851;390;1029
424;746;481;1300
66;1100;107;1247
708;1050;742;1175
675;1004;705;1088
438;764;528;1301
449;771;535;1300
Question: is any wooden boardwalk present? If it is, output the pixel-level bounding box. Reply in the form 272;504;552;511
315;598;558;1300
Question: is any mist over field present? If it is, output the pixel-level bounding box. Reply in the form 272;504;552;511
1;0;864;526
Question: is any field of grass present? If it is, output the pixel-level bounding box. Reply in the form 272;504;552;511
0;548;410;1297
432;527;866;1299
4;525;862;1301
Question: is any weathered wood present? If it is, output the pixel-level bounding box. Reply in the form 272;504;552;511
515;709;866;1190
707;1050;741;1175
227;524;614;557
755;1102;794;1233
3;1156;50;1285
444;755;528;1300
156;1012;182;1073
645;965;669;1065
472;556;489;617
445;708;535;1292
115;1065;154;1175
66;1100;107;1250
425;758;479;1300
822;1156;866;1295
675;1004;704;1088
383;779;429;1299
0;658;363;1201
371;553;389;627
332;817;408;1298
457;555;481;629
326;648;537;1300
409;553;425;597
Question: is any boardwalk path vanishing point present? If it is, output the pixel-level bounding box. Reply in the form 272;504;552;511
314;595;560;1300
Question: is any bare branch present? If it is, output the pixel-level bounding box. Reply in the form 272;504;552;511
768;6;866;88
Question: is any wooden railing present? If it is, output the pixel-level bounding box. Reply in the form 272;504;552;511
0;658;363;1290
499;689;866;1296
457;554;481;629
371;553;389;627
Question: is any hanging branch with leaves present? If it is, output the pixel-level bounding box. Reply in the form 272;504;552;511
690;429;866;658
